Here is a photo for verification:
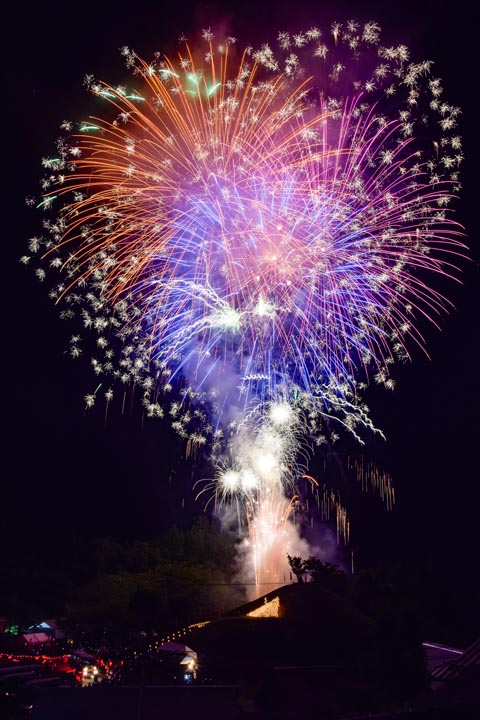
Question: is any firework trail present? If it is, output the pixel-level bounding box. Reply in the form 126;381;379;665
23;21;464;592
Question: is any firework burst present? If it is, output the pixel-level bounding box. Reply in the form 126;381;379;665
24;21;465;590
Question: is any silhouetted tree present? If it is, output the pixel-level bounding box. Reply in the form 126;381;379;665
287;555;305;583
304;558;349;595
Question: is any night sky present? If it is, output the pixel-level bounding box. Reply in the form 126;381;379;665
5;0;479;591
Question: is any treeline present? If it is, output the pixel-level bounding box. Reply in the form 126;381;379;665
0;516;246;639
1;514;478;652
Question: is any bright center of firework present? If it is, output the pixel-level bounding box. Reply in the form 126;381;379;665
209;306;241;331
269;402;294;426
253;451;277;479
254;296;276;318
241;470;258;491
219;469;241;493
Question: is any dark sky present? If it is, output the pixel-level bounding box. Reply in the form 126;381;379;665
5;0;479;582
